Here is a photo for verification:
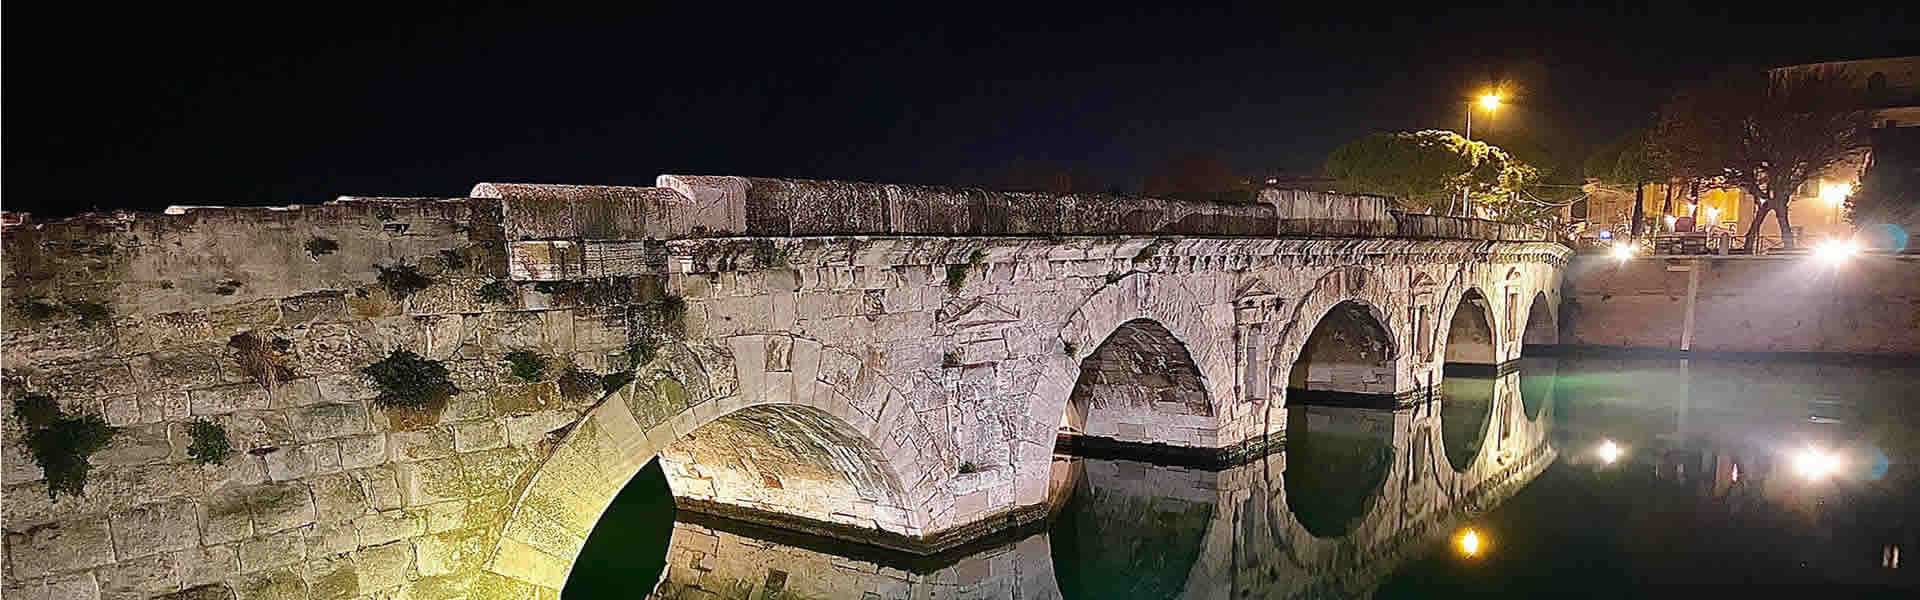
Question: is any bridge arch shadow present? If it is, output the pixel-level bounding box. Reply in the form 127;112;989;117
1061;318;1213;447
1281;298;1398;538
1522;290;1557;348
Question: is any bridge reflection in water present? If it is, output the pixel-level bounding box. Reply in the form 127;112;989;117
637;362;1556;599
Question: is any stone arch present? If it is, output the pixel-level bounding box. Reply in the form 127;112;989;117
1439;373;1496;472
1442;287;1498;368
1062;318;1213;444
1270;266;1405;404
1522;290;1556;347
483;335;934;594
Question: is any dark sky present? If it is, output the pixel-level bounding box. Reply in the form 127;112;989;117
7;3;1917;217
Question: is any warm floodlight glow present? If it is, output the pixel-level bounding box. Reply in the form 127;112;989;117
1821;183;1852;206
1479;93;1503;111
1795;447;1841;479
1458;529;1484;556
1598;439;1622;464
1611;244;1634;261
1704;206;1721;223
1815;239;1861;265
1664;215;1678;230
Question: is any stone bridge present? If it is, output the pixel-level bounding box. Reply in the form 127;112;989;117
0;177;1566;600
649;364;1561;599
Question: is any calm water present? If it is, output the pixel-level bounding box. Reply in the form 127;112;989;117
566;357;1920;598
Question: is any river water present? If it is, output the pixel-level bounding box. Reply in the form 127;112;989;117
565;357;1920;598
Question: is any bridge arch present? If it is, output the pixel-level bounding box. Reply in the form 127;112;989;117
1441;287;1499;368
1272;266;1406;403
1062;318;1213;444
483;336;935;593
1522;290;1557;347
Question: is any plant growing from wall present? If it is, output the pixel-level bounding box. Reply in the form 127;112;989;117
945;248;986;293
504;350;548;383
557;367;605;401
229;331;296;389
439;249;469;272
186;419;233;464
476;281;515;305
361;350;460;409
68;301;111;324
12;393;116;500
749;239;788;268
1063;341;1077;358
957;461;982;474
651;294;688;336
375;263;433;301
305;237;341;258
624;335;661;370
601;371;637;395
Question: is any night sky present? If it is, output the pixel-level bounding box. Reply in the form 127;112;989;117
7;3;1917;217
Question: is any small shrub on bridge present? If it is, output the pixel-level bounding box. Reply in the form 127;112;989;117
305;237;340;258
438;249;469;272
624;336;661;369
558;367;604;401
376;263;433;301
68;301;112;324
652;294;687;336
957;462;982;474
362;350;460;409
475;281;515;304
505;350;549;383
13;393;117;500
186;419;233;465
601;371;637;395
945;249;986;293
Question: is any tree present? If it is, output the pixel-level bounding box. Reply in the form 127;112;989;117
1585;129;1656;239
1847;128;1920;247
1324;130;1539;219
1650;67;1877;250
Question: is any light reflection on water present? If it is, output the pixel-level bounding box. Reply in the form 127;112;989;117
567;357;1920;598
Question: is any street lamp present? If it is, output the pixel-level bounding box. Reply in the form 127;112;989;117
1459;91;1504;217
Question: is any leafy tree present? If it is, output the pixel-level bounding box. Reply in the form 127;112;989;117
1651;67;1877;250
1324;130;1539;219
1585;129;1656;239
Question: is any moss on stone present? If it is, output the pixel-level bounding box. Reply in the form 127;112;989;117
375;263;433;301
475;281;515;304
305;237;341;258
186;419;233;465
13;393;117;500
557;367;604;401
362;350;460;409
504;350;548;383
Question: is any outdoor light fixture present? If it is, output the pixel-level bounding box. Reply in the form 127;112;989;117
1704;206;1721;223
1611;244;1634;261
1478;92;1503;111
1821;183;1852;206
1794;447;1842;480
1664;215;1677;230
1814;239;1861;265
1457;528;1484;557
1597;439;1622;464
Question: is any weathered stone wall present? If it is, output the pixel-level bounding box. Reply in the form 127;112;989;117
2;177;1567;600
1560;255;1920;355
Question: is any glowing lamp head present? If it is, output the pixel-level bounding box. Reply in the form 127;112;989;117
1611;244;1635;261
1795;447;1842;479
1598;439;1622;464
1478;93;1503;111
1821;183;1852;206
1458;528;1484;556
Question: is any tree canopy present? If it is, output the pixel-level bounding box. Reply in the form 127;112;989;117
1650;67;1876;249
1323;130;1542;221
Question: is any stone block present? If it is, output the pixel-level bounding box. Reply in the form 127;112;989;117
416;501;468;534
459;447;536;498
233;566;305;600
303;555;358;600
353;541;414;592
350;468;404;511
143;390;191;422
109;499;201;559
264;446;317;481
387;426;455;462
237;528;308;573
188;384;270;416
335;434;386;470
5;572;100;600
451;421;505;452
95;423;172;466
290;403;366;442
411;531;483;577
6;517;114;578
97;551;180;600
103;394;143;426
503;411;574;448
280;291;349;325
352;510;425;548
249;483;317;534
307;473;369;524
204;486;255;544
304;521;357;558
393;458;467;506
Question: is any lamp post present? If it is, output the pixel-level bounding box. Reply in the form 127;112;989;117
1460;92;1503;216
